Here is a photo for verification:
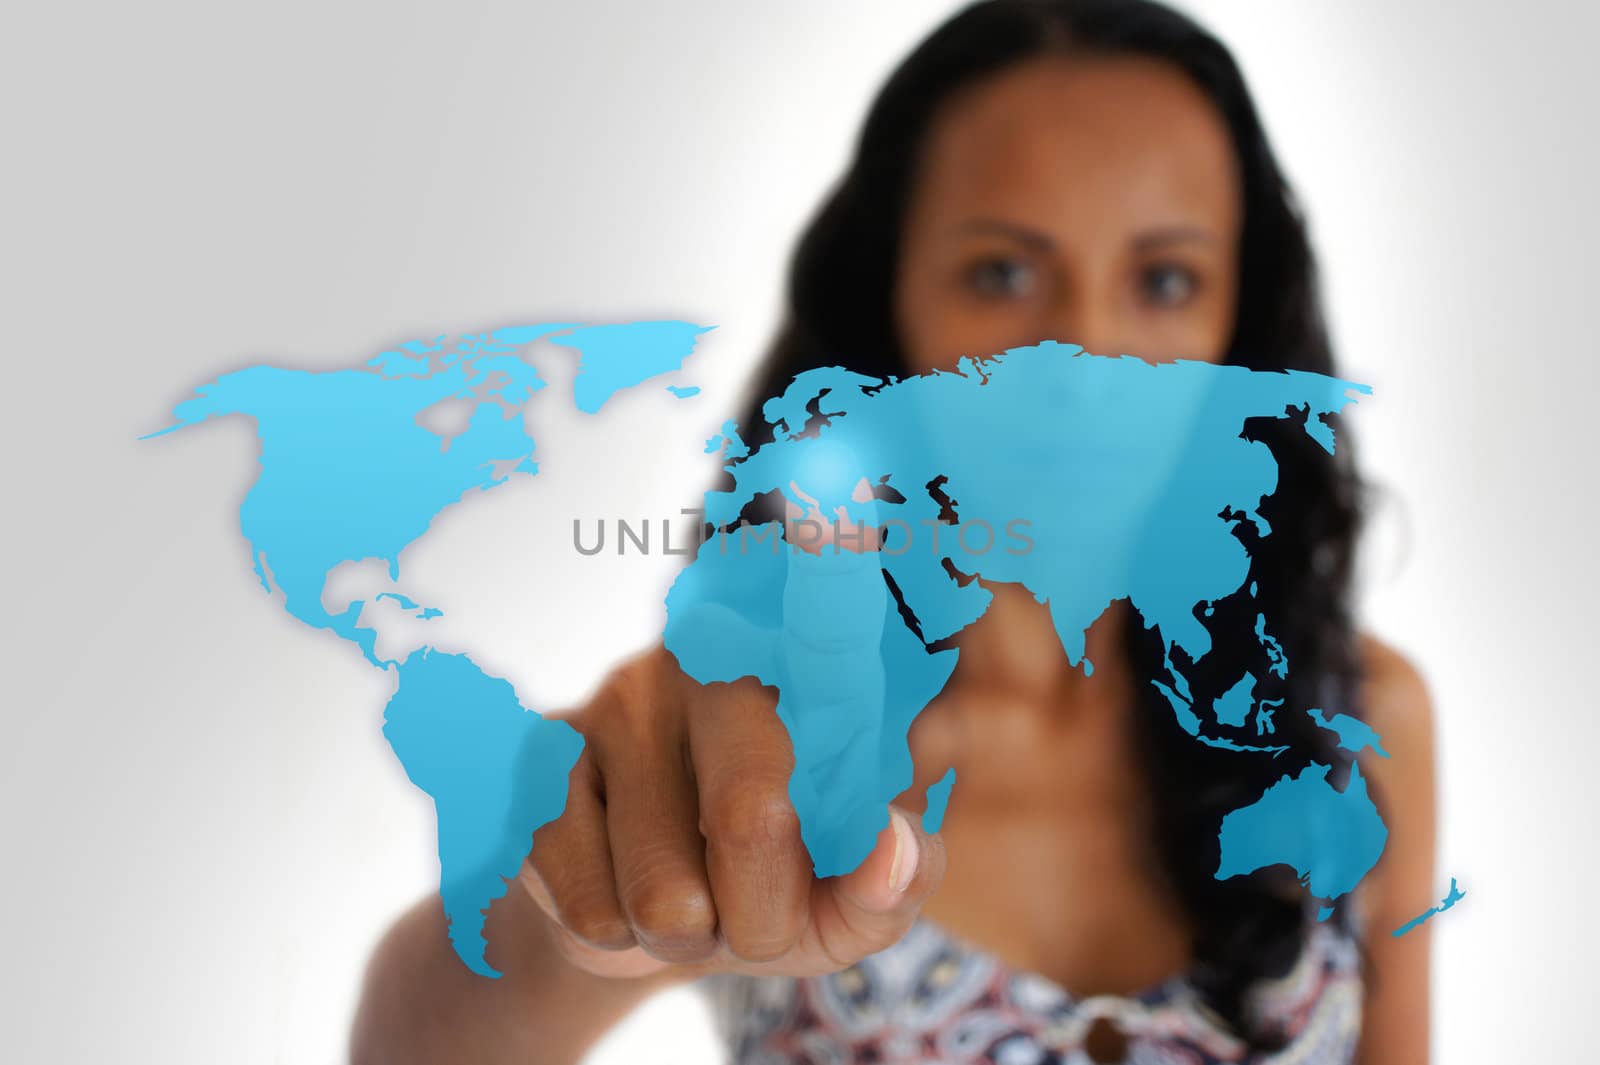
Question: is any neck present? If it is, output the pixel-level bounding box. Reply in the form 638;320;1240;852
910;583;1148;815
951;582;1138;712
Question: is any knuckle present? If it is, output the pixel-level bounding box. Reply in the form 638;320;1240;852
723;923;797;964
525;852;637;950
624;878;718;955
702;788;802;856
560;900;637;952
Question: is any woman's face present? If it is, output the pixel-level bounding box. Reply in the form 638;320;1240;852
894;55;1243;373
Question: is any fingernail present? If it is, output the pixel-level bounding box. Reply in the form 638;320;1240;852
887;809;920;895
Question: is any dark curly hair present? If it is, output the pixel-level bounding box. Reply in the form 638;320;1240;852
727;0;1370;1050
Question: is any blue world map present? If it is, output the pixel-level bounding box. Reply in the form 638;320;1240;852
147;321;1416;976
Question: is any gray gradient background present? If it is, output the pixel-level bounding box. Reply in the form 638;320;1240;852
3;1;1594;1061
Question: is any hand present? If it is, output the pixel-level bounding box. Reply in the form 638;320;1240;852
518;497;945;982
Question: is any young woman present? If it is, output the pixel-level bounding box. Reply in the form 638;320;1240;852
352;2;1437;1062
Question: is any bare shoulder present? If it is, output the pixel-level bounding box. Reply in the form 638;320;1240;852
1355;632;1436;758
1349;636;1439;1062
1350;632;1438;924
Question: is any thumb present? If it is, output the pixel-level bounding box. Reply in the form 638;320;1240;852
809;804;946;965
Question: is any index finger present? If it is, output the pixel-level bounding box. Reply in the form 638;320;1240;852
780;476;891;878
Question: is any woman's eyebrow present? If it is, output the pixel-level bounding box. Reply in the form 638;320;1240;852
1132;225;1217;250
952;220;1217;252
952;218;1056;250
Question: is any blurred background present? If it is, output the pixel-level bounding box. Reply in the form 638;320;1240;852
3;1;1594;1061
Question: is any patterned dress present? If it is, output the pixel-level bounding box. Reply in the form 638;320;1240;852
698;912;1364;1065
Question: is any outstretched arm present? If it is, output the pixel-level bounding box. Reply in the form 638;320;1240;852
349;885;690;1065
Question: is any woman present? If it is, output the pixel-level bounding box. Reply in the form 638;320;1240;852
351;1;1437;1062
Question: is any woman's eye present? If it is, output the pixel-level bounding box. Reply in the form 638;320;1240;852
1140;263;1199;307
966;256;1038;298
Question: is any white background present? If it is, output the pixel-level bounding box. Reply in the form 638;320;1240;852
3;1;1594;1061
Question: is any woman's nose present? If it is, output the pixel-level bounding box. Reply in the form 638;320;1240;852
1037;297;1121;357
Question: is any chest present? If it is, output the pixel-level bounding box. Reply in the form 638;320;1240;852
909;763;1193;995
893;593;1194;995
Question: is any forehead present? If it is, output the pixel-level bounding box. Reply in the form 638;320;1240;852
909;55;1241;234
